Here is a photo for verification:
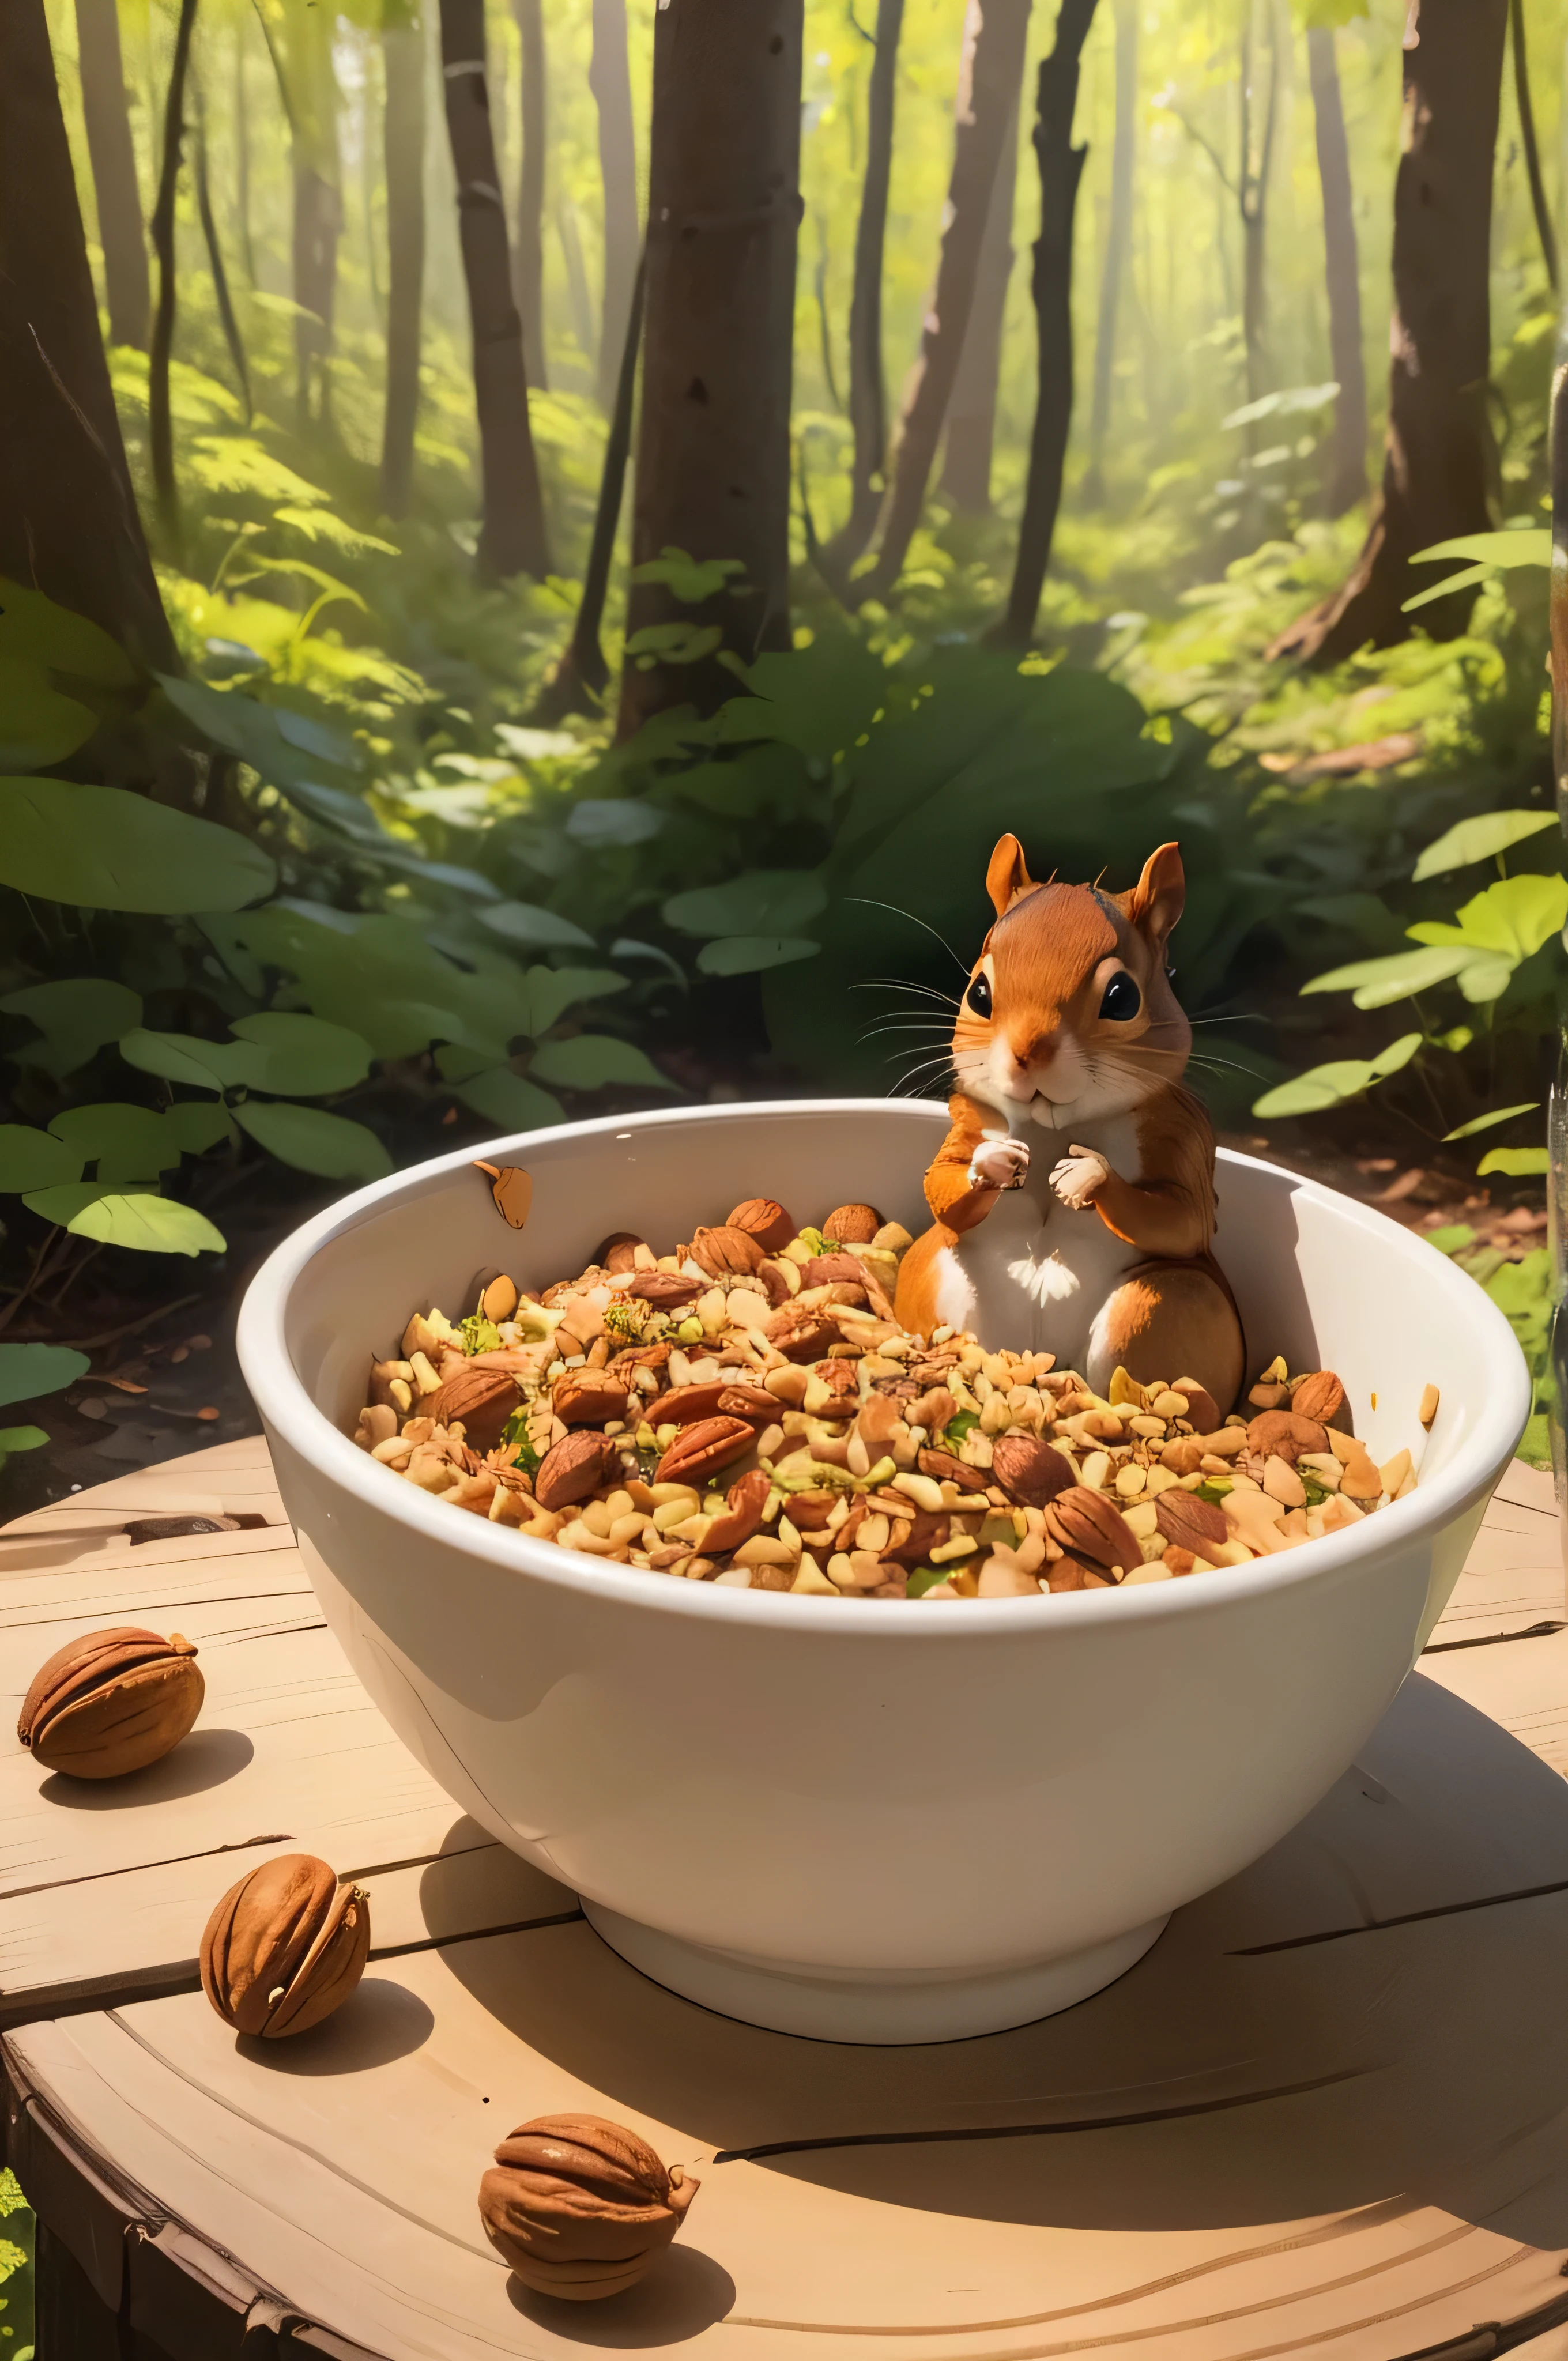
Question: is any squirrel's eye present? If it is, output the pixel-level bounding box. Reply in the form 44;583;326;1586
1099;972;1141;1022
966;972;992;1019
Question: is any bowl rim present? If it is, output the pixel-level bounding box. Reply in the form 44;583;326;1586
236;1096;1533;1638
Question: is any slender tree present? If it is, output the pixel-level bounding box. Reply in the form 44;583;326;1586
510;0;548;390
235;16;256;283
536;252;644;720
1509;0;1558;293
380;3;426;518
1238;1;1279;408
439;0;551;580
993;0;1098;648
256;0;344;420
558;196;597;372
0;0;176;672
940;80;1022;513
618;0;803;736
194;84;252;423
148;0;200;556
856;0;1035;604
1305;21;1366;515
74;0;151;349
1083;0;1136;504
590;0;638;416
1270;0;1507;663
820;0;904;575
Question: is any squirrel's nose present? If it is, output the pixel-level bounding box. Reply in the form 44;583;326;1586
1007;1025;1058;1072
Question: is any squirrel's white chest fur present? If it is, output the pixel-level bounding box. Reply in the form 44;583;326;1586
932;1110;1147;1364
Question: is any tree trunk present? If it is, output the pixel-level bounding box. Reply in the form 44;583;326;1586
535;250;644;720
992;0;1096;649
590;0;638;416
1083;0;1134;504
511;0;547;390
559;195;597;372
1239;3;1278;410
617;0;802;737
1305;23;1366;516
195;92;251;421
439;0;551;581
292;166;341;420
940;74;1021;514
1269;0;1507;666
821;0;903;572
0;0;176;671
147;0;199;557
380;14;426;519
235;18;255;282
257;0;344;418
857;0;1034;604
73;0;150;349
1509;0;1558;293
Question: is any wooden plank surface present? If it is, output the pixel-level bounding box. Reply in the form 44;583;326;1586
5;1444;1568;2360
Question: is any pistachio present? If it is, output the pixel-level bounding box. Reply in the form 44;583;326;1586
18;1627;204;1780
201;1852;371;2038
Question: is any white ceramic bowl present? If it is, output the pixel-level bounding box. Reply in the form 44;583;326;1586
238;1102;1530;2043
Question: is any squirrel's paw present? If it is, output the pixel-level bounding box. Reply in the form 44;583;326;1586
968;1136;1030;1192
1050;1145;1110;1210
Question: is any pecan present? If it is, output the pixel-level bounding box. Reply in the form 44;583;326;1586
990;1432;1075;1506
1044;1486;1141;1578
766;1303;843;1362
718;1381;784;1423
18;1627;203;1780
1154;1489;1228;1555
655;1416;756;1486
201;1852;371;2038
702;1470;771;1555
427;1364;519;1452
534;1431;615;1513
821;1202;883;1244
627;1272;704;1310
647;1381;777;1428
592;1231;644;1276
1290;1370;1350;1431
478;2113;698;2302
608;1341;670;1385
1170;1378;1222;1434
689;1224;765;1278
1245;1409;1328;1464
727;1197;796;1255
553;1370;631;1427
917;1448;990;1493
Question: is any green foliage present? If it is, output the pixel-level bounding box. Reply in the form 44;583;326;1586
0;780;275;913
1412;810;1558;880
233;1100;391;1180
1252;1033;1421;1118
0;1346;89;1410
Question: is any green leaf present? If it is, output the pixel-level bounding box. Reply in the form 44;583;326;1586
530;1036;677;1092
0;656;97;771
164;1100;238;1154
233;1100;391;1180
665;871;827;938
1412;810;1558;881
1301;945;1477;1008
0;781;275;912
453;1067;564;1130
1251;1032;1420;1118
21;1181;112;1223
66;1193;227;1255
1221;383;1339;430
1410;529;1552;569
273;506;398;556
48;1103;182;1183
1401;563;1497;613
118;1028;246;1093
696;934;823;975
157;675;361;788
0;1344;89;1409
1411;873;1568;963
563;799;664;846
0;978;142;1078
516;967;628;1036
1477;1147;1550;1176
0;1427;48;1458
0;578;135;687
1443;1103;1540;1141
625;623;724;666
480;902;598;952
1425;1224;1477;1254
227;1012;374;1096
627;548;748;602
906;1566;953;1598
0;1125;82;1191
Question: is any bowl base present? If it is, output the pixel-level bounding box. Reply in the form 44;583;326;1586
581;1903;1170;2044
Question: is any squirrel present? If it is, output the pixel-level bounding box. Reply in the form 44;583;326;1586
892;835;1245;1412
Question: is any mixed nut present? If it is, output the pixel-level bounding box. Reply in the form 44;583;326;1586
479;2113;699;2300
350;1195;1435;1600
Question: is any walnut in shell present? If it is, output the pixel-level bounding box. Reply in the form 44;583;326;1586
821;1202;883;1243
1245;1409;1328;1465
726;1197;796;1254
478;2113;698;2302
19;1627;204;1779
1044;1487;1141;1578
689;1224;765;1278
201;1853;371;2038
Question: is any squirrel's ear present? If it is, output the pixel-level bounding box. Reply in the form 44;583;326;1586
986;834;1035;916
1124;843;1185;946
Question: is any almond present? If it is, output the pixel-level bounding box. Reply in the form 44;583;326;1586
655;1416;757;1487
727;1198;796;1255
821;1203;883;1244
1245;1409;1327;1464
534;1431;615;1513
916;1448;990;1493
1290;1370;1350;1431
766;1303;843;1363
1153;1489;1228;1555
553;1371;631;1427
689;1225;764;1278
627;1272;704;1310
1044;1486;1141;1578
427;1364;520;1452
990;1432;1075;1506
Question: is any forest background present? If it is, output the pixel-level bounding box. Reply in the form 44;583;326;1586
0;0;1563;1570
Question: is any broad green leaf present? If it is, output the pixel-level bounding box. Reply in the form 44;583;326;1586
0;657;97;772
0;578;135;687
1477;1147;1550;1176
610;937;688;986
627;547;747;602
515;967;628;1036
1455;952;1521;1005
1301;945;1475;1008
227;1012;374;1096
0;1344;89;1409
1412;810;1558;880
1443;1103;1540;1141
480;902;598;951
1409;529;1552;570
0;781;275;912
48;1103;182;1182
0;1427;48;1458
164;1100;238;1154
1251;1032;1420;1118
1401;563;1496;613
0;978;142;1078
234;1100;391;1180
1408;873;1568;963
719;639;889;760
664;870;827;938
119;1029;246;1093
156;676;361;789
696;934;823;975
67;1193;227;1255
22;1182;112;1223
564;799;664;847
530;1035;677;1092
454;1067;565;1130
0;1125;82;1192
